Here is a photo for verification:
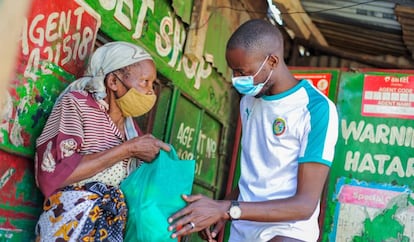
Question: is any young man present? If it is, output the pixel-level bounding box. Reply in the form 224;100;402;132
168;19;338;242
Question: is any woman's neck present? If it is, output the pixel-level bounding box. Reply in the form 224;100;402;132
105;92;125;137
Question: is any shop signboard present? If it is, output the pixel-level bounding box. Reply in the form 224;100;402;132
0;0;100;157
290;68;340;102
361;75;413;120
83;0;235;122
322;72;414;241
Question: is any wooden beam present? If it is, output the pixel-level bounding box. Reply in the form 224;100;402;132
274;1;310;39
395;4;414;59
273;0;328;46
296;38;414;69
241;0;268;19
184;0;212;62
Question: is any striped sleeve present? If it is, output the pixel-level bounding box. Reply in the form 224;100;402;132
35;92;84;197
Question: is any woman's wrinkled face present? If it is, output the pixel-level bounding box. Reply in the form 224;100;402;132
114;60;157;97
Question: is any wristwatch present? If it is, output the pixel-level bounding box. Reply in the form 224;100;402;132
228;200;242;220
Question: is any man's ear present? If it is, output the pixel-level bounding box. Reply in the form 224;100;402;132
269;54;279;68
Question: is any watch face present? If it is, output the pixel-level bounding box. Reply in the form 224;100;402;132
230;206;242;219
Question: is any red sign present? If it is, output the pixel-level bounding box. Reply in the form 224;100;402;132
362;75;414;119
293;73;332;96
19;0;101;78
0;0;101;157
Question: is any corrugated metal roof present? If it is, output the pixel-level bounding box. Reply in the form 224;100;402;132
274;0;414;68
395;4;414;59
302;1;400;30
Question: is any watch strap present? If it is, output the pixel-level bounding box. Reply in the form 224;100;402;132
231;200;239;207
228;200;241;220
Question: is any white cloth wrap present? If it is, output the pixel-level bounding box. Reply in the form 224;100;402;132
55;41;153;105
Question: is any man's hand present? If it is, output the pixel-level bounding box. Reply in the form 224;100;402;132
168;194;229;239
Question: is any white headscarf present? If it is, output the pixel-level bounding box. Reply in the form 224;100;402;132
55;41;153;107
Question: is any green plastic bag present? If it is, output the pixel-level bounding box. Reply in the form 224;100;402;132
121;146;195;242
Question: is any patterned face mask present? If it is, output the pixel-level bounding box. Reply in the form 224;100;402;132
115;88;157;117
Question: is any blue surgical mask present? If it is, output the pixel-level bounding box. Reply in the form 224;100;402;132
231;56;272;96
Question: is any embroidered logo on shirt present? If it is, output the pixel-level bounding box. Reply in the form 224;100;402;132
60;138;77;157
273;118;286;136
41;141;56;172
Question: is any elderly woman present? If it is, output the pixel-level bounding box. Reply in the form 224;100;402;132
34;41;170;241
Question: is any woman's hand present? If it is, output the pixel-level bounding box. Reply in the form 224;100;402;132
197;219;226;242
168;194;229;239
125;134;170;162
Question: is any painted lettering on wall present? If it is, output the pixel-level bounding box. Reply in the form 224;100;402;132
155;14;212;89
175;122;217;176
0;168;15;189
344;151;414;178
20;0;100;79
98;0;154;39
95;0;213;89
1;0;99;157
341;119;414;178
342;120;414;147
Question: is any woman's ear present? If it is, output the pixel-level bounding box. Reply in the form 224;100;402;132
106;73;119;92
